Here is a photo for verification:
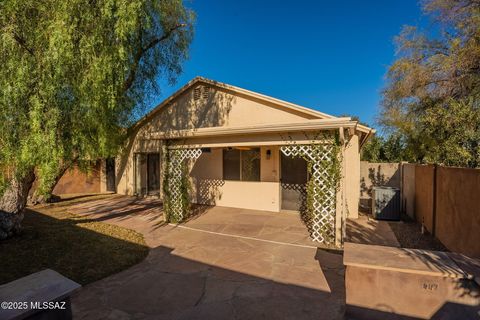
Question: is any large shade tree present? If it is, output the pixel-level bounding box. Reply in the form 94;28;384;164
0;0;194;239
380;0;480;168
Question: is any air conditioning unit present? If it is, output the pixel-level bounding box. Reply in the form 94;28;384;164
372;187;400;220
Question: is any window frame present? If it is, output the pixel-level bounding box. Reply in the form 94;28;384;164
222;148;261;182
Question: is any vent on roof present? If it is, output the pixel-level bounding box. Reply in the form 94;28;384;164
193;86;202;100
202;86;210;100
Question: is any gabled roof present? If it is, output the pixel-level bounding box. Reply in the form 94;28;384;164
133;76;375;144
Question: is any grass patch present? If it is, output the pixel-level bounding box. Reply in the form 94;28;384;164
0;196;149;285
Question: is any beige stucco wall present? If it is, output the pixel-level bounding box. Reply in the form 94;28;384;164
345;135;360;219
260;146;279;182
141;85;316;134
210;181;281;212
189;147;280;212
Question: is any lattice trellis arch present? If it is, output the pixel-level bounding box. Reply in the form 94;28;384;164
280;144;337;244
164;148;202;222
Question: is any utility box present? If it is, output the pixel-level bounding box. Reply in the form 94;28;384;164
372;186;400;220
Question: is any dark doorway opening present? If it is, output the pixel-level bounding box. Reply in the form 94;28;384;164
134;153;160;196
106;158;116;192
280;153;308;211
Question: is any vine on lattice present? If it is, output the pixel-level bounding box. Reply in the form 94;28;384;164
162;145;202;223
280;131;342;244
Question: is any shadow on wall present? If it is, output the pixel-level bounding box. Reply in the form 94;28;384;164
115;85;237;194
53;162;102;195
195;179;225;205
360;163;400;211
143;84;236;136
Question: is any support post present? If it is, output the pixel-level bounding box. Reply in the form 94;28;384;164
163;147;202;222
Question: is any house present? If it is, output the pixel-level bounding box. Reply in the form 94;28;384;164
99;77;374;245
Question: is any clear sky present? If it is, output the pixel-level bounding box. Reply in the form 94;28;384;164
154;0;427;128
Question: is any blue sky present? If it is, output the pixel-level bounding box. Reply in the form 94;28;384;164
154;0;427;128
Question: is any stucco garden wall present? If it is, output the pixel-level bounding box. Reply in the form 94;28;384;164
414;165;435;233
359;161;400;212
434;166;480;258
401;164;480;258
401;163;415;219
53;162;101;194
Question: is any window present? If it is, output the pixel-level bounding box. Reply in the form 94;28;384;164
223;148;260;181
223;149;240;180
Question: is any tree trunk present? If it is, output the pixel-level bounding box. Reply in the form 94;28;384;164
28;162;72;205
0;168;36;240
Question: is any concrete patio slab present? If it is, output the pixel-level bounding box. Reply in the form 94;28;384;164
69;196;346;319
346;213;400;247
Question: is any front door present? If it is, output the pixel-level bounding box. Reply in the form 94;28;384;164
280;153;308;211
147;153;160;195
135;153;160;196
106;158;116;192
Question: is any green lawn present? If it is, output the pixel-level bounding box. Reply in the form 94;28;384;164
0;195;149;285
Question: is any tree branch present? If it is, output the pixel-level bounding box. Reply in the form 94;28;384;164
12;32;34;56
122;24;186;92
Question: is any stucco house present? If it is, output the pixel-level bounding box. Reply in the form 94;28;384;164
99;77;374;245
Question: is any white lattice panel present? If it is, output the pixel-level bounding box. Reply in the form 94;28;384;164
166;148;202;221
280;144;336;244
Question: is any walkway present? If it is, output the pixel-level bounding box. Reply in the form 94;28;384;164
346;213;400;247
69;196;346;319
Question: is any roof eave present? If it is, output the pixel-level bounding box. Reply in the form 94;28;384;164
146;118;358;140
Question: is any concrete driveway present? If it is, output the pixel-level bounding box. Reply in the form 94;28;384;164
70;196;345;319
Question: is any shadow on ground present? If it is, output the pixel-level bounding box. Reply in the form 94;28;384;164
72;243;346;319
346;213;400;247
0;207;148;285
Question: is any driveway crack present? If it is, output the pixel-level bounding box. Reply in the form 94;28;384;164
194;268;210;306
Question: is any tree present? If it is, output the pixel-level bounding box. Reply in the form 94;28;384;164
380;0;480;168
361;133;407;163
0;0;194;239
361;135;382;162
338;114;406;163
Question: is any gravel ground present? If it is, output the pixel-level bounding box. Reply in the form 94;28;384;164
388;216;448;251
